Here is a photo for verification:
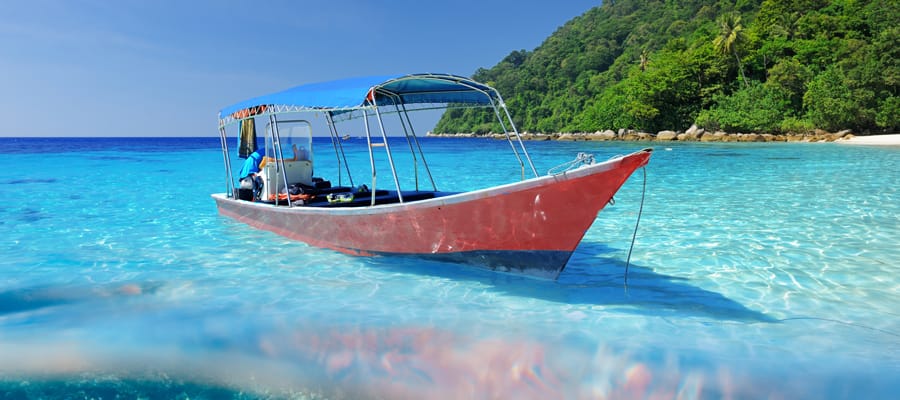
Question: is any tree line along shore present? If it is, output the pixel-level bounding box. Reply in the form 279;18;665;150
426;125;863;143
432;1;898;138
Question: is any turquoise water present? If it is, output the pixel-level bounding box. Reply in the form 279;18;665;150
1;137;898;399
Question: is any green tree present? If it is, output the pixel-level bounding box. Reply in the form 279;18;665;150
767;57;811;110
433;0;898;135
697;81;792;132
639;48;651;72
713;12;748;87
876;96;899;131
803;67;858;131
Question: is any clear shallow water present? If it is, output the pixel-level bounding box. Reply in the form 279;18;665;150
0;137;898;399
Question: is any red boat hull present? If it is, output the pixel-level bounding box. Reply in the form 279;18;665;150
213;149;651;279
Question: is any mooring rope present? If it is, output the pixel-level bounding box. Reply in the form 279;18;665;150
548;152;596;175
624;166;647;286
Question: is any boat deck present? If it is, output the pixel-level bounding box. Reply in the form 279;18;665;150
257;185;453;208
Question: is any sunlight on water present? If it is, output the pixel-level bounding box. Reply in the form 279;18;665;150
0;138;898;398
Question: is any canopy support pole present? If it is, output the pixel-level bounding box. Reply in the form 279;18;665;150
217;123;235;198
487;99;528;181
324;112;342;187
325;111;354;188
495;93;539;178
362;110;377;206
269;114;293;207
392;99;437;192
370;95;404;203
389;99;418;191
426;76;539;180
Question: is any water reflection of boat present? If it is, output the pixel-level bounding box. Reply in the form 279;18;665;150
213;73;651;279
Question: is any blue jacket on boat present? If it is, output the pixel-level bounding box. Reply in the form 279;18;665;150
239;149;266;179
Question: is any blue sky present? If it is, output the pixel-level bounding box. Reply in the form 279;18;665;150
0;0;600;137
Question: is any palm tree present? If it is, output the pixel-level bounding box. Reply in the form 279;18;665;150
713;13;748;87
639;48;650;72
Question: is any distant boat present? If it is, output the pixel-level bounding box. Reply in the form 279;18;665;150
213;73;651;279
342;134;351;140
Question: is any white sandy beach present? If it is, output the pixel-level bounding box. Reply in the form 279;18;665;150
838;134;900;146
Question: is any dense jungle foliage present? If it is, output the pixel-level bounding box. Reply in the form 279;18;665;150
433;0;898;135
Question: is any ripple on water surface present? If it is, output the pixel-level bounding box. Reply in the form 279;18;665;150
0;138;898;398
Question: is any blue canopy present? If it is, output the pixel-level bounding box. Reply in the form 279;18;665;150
219;73;500;122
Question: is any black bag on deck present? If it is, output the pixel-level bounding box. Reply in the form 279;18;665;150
237;188;253;201
288;184;305;195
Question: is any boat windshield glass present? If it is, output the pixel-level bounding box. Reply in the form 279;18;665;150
265;120;313;163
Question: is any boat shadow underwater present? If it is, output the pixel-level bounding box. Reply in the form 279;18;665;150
366;241;776;323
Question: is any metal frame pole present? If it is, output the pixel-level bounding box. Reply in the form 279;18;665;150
269;114;292;207
398;102;437;191
325;111;355;187
495;93;539;177
371;94;404;203
218;123;236;198
324;112;342;187
362;108;377;206
413;74;539;179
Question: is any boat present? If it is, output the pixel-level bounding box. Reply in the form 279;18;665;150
213;73;652;279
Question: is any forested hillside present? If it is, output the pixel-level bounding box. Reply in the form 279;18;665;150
434;0;898;135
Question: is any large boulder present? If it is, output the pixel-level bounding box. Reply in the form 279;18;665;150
685;124;701;136
834;129;852;139
520;133;551;141
621;131;641;141
736;133;764;142
701;131;726;142
685;125;705;140
588;130;616;141
656;130;678;141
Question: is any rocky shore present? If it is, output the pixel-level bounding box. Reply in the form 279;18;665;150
426;125;869;143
